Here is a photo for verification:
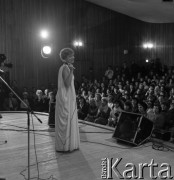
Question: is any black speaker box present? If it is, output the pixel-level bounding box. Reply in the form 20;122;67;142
113;111;154;146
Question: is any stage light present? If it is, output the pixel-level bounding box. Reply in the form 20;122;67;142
143;42;154;49
146;59;149;63
73;41;79;47
78;41;83;46
42;46;51;54
143;44;148;49
148;43;154;49
40;30;49;39
41;45;52;58
73;40;83;47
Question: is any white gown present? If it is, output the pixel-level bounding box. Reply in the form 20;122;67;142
55;64;80;152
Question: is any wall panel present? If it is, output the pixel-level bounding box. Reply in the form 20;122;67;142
0;0;174;90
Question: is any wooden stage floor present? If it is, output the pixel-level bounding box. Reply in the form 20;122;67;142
0;112;174;180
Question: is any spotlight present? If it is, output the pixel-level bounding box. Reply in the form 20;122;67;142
145;59;149;63
41;45;52;58
42;46;51;54
78;41;83;46
40;30;49;39
148;43;153;49
143;44;148;49
73;41;79;47
143;43;154;49
73;40;83;47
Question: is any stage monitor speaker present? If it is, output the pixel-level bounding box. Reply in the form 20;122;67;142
113;111;154;146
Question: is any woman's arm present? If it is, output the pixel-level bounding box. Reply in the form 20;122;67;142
62;65;74;88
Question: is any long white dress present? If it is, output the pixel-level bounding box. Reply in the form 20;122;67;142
55;64;80;152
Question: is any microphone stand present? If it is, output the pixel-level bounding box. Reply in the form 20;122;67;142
0;76;42;180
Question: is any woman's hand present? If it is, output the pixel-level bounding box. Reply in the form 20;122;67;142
68;63;75;71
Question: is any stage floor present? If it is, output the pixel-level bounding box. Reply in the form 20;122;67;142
0;112;174;180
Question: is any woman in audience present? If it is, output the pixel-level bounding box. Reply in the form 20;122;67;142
148;102;161;123
138;101;148;116
43;88;50;112
123;101;132;112
95;93;102;109
20;92;30;110
77;96;89;120
108;100;122;127
108;95;114;109
33;89;45;112
131;97;139;113
94;97;111;125
84;98;98;122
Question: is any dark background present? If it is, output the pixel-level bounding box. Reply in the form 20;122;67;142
0;0;174;88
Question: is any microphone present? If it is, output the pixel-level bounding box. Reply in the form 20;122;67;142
68;63;75;70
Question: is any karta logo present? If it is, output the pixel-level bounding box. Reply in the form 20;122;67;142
101;158;173;179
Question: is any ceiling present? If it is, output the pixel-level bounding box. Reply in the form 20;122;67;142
85;0;174;23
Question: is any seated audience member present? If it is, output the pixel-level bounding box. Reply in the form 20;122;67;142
105;65;114;80
20;92;30;110
146;101;154;115
158;91;168;105
77;96;89;120
169;87;174;100
95;93;102;108
84;98;98;123
88;91;95;102
43;88;50;112
108;95;114;109
3;92;19;111
106;88;111;97
81;89;88;101
123;101;132;112
152;103;162;128
100;82;106;93
94;97;111;125
33;89;45;112
138;101;148;116
121;91;130;102
161;101;169;113
113;86;122;101
152;101;169;131
131;97;139;113
108;100;122;127
148;102;161;123
129;83;136;98
134;88;144;101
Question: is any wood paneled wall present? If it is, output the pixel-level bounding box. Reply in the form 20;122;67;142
0;0;174;89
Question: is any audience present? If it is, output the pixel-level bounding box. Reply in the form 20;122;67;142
0;60;174;143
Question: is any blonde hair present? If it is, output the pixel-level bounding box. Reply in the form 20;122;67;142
36;89;43;96
59;48;74;63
